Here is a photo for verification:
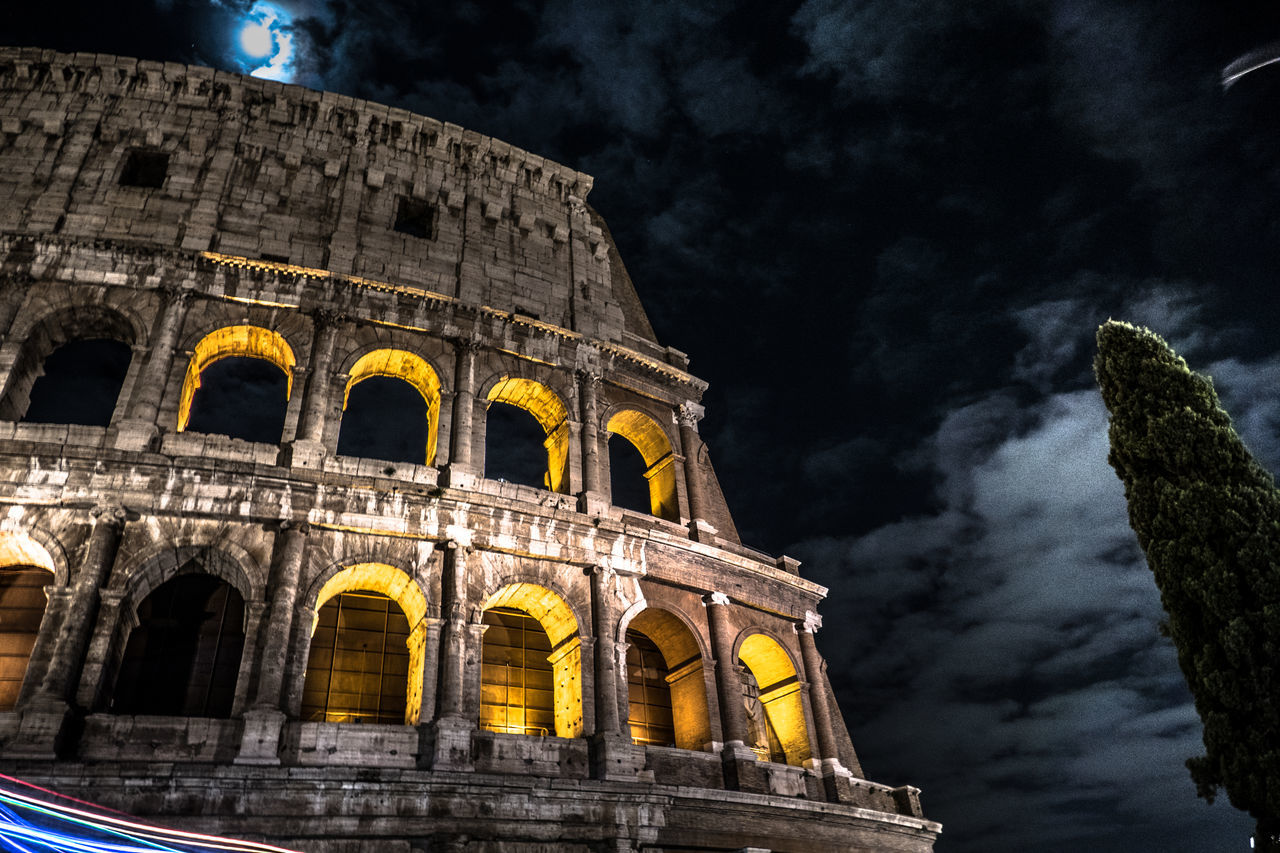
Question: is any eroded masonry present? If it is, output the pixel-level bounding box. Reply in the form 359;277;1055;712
0;47;939;852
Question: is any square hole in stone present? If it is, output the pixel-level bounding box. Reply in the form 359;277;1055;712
393;196;434;239
119;148;169;188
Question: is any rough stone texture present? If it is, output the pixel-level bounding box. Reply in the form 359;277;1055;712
0;48;939;852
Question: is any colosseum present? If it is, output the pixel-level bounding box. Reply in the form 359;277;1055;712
0;47;939;852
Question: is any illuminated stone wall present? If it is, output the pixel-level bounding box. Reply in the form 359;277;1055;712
0;47;939;853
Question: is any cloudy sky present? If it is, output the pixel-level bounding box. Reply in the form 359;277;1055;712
6;1;1280;850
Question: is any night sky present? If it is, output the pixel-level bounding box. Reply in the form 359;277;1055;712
6;1;1280;850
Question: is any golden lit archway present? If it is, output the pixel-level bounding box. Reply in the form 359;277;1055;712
0;531;56;711
481;582;582;738
738;633;811;766
177;325;296;431
606;409;678;520
305;563;429;725
625;607;711;750
344;349;442;465
486;378;570;493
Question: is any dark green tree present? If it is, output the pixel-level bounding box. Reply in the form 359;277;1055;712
1095;320;1279;850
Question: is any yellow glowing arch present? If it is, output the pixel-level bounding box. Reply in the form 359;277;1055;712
485;378;570;493
313;562;430;725
177;325;296;431
626;607;711;750
483;582;582;737
0;531;56;575
737;632;811;766
344;349;442;465
0;531;56;711
606;409;678;520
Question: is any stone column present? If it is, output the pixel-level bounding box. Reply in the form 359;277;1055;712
425;540;475;770
797;612;864;802
679;402;717;542
576;371;608;516
8;506;127;757
590;565;619;734
442;340;480;489
705;591;765;792
237;521;309;765
284;312;340;469
113;287;191;450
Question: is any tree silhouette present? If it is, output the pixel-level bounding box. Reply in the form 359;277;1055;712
1095;320;1279;850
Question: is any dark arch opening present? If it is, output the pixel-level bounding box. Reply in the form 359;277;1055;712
608;435;651;514
301;590;410;725
22;339;132;426
485;401;548;489
626;628;675;747
111;574;245;718
337;377;429;465
185;357;289;443
0;566;52;711
480;606;554;736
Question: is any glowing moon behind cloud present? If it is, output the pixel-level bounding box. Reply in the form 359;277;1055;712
235;3;295;82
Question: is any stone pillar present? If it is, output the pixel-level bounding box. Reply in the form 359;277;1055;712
576;371;608;516
589;563;645;780
797;611;863;802
442;340;480;489
8;506;127;757
283;313;340;469
679;402;717;542
113;287;191;450
424;540;475;770
413;617;443;724
705;591;765;792
237;521;309;765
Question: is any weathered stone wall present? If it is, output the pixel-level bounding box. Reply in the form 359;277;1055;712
0;48;939;852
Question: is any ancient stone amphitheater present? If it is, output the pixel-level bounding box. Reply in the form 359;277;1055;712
0;47;938;852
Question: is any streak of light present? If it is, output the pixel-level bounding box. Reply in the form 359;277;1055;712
1223;41;1280;88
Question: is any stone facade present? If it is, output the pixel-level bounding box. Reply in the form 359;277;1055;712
0;48;939;852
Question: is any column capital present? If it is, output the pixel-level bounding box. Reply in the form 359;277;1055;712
800;610;823;633
704;591;731;607
89;504;129;528
157;283;194;305
678;401;705;429
575;368;602;387
278;518;311;535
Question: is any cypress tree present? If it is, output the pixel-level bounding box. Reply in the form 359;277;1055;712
1095;320;1279;850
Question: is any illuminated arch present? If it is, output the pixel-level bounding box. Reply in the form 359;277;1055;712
606;409;678;520
481;582;582;738
343;349;442;465
177;325;296;431
737;632;811;766
485;378;570;493
625;607;711;750
0;531;57;711
305;562;429;725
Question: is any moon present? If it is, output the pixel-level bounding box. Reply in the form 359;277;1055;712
235;3;295;82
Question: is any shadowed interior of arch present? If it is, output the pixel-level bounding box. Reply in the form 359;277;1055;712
626;607;711;750
21;338;132;426
608;435;651;514
737;633;810;766
337;348;441;465
0;532;57;712
606;410;678;520
111;573;246;718
481;583;581;738
178;325;294;443
484;378;569;492
301;563;427;726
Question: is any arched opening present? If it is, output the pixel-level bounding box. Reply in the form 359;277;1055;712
480;583;581;738
111;574;246;718
0;532;57;712
608;436;651;514
300;563;428;726
484;378;570;493
606;410;678;520
338;349;441;465
22;339;132;426
738;633;811;766
626;608;711;750
178;326;295;443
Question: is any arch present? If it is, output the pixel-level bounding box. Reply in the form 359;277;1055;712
110;573;246;718
0;531;57;711
484;377;570;493
481;582;582;738
117;543;260;607
624;607;712;751
302;562;428;725
737;632;811;766
606;408;678;520
0;304;139;424
177;325;296;432
341;348;442;465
